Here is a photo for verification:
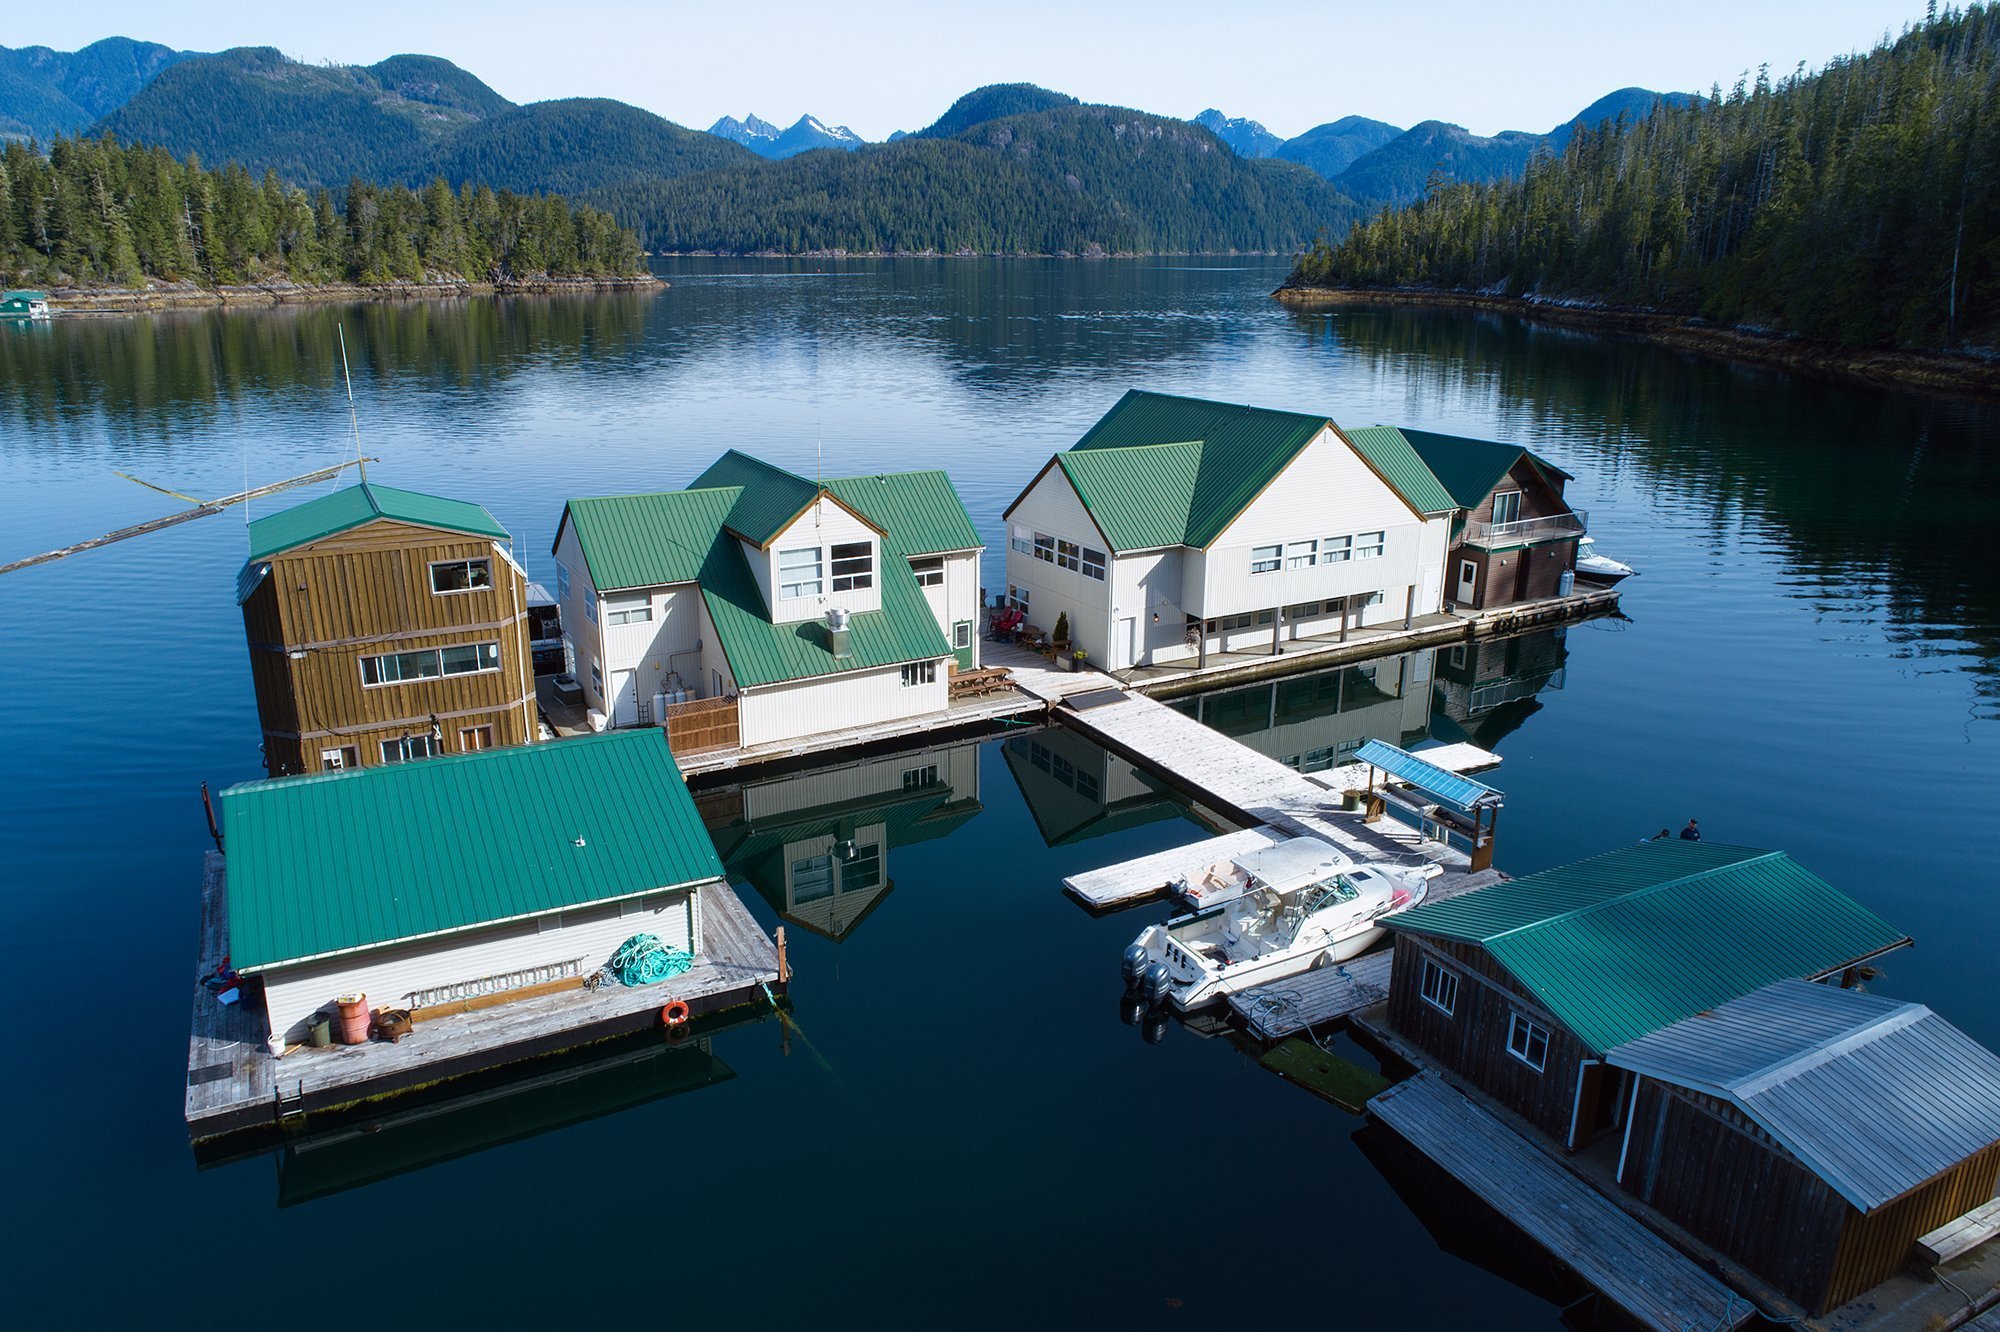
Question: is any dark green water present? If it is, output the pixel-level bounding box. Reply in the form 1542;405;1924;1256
2;258;1998;1327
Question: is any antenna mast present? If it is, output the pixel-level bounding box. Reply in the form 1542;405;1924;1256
338;325;367;482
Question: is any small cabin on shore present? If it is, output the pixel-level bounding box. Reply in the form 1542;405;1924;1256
238;482;536;776
217;729;727;1045
1607;979;2000;1314
1394;427;1585;611
1381;840;1912;1150
552;451;983;752
1;289;50;319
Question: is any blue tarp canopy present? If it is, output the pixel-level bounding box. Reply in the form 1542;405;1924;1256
1355;740;1503;814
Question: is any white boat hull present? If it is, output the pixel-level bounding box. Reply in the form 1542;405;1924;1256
1166;924;1385;1010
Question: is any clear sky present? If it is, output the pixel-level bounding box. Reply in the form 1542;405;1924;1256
8;0;1932;141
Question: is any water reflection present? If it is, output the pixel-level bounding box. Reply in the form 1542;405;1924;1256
1170;651;1439;774
1000;726;1202;847
1433;630;1570;751
701;741;984;942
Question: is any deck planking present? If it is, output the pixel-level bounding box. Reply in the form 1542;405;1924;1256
1369;1072;1756;1332
186;862;781;1140
1062;827;1282;908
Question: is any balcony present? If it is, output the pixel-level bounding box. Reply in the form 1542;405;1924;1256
1461;508;1587;549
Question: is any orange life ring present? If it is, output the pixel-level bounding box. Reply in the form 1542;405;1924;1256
661;999;691;1028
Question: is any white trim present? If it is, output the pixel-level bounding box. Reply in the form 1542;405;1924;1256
1568;1058;1595;1148
1615;1074;1646;1182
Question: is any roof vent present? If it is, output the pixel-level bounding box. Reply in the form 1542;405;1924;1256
825;606;851;659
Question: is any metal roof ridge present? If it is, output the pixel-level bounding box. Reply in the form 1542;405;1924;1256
1063;437;1208;454
218;728;660;798
1728;1001;1931;1100
1480;844;1784;943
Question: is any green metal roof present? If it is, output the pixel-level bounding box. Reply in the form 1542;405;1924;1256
557;452;972;689
246;482;510;562
1343;427;1457;515
1054;441;1206;551
1388;841;1912;1054
1399;428;1574;510
219;730;723;971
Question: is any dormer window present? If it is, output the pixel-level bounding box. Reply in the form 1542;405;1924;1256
830;542;873;591
779;547;823;599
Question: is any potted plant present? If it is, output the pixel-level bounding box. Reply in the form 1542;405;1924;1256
1070;649;1088;673
1051;611;1071;658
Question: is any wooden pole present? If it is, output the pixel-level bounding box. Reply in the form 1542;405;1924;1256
775;924;791;984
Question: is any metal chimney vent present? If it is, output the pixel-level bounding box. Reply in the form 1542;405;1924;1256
825;606;852;659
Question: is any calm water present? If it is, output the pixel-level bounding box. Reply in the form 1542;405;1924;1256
3;258;1999;1327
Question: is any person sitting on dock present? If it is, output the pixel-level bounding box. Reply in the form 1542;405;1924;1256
1679;819;1701;842
1649;828;1672;841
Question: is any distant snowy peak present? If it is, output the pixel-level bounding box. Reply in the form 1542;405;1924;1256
1193;108;1282;158
706;113;867;159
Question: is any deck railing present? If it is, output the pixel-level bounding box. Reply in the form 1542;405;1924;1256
1461;508;1587;547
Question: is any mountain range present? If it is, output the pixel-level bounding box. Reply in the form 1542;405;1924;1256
708;113;866;159
0;40;1697;253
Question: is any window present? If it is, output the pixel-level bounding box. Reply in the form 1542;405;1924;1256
1010;526;1033;555
1357;531;1386;560
360;648;442;686
1210;612;1255;632
1250;544;1282;574
1507;1012;1551;1071
1081;547;1107;581
1033;532;1055;564
459;725;494;751
792;854;835;903
319;746;359;771
1286;540;1317;569
900;661;938;688
1074;770;1100;801
1285;601;1323;620
1007;585;1030;612
1056;538;1081;572
429;558;492;594
779;547;823;598
380;733;440;764
584;585;598;623
606;597;652;626
902;764;940;791
910;557;944;587
840;844;883;893
439;642;501;676
831;542;873;591
1361;591;1385;608
1321;535;1352;563
590;660;604;695
953;621;973;650
556;563;571;602
1256;609;1275;626
1491;490;1523;527
1419;958;1459;1015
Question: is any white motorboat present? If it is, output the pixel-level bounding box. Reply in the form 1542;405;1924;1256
1574;535;1637;584
1170;836;1353;910
1125;838;1436;1011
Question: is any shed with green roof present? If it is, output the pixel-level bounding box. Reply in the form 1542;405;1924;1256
1381;839;1911;1149
220;728;730;1043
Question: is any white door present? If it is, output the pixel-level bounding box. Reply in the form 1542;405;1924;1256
1421;569;1441;614
1456;560;1478;604
1118;616;1138;668
611;669;638;726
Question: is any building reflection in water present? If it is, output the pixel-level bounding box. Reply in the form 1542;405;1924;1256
701;742;984;943
1432;629;1570;751
1001;726;1207;848
1170;651;1438;774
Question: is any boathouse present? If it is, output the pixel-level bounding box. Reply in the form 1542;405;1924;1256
1380;841;1912;1150
237;482;536;776
1;288;50;318
1604;979;2000;1314
552;451;983;750
1001;391;1457;672
217;729;728;1045
1389;427;1585;611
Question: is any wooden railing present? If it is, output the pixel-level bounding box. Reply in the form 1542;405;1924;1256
663;694;739;754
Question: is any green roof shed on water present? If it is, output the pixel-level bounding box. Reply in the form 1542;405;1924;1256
220;729;723;970
245;482;511;562
1387;840;1912;1054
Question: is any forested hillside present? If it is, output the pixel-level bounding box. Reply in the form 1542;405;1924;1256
602;102;1361;253
1287;6;2000;353
0;137;643;288
0;38;192;143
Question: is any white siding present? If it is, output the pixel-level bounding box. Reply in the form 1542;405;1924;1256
1204;427;1429;619
1111;548;1191;666
943;551;981;667
737;662;948;747
553;522;608;711
260;885;703;1043
1003;467;1113;657
598;583;706;720
764;497;882;623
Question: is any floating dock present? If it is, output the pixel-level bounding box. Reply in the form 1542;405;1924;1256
1369;1072;1756;1332
186;852;783;1142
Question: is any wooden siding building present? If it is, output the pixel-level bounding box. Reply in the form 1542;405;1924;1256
1607;980;2000;1313
1400;428;1585;611
1381;841;1912;1151
238;483;536;776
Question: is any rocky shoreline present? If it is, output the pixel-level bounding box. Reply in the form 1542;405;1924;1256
46;274;663;313
1273;285;2000;398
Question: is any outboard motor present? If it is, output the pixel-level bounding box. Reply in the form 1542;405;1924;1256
1141;961;1174;1009
1141;1009;1170;1045
1121;943;1152;988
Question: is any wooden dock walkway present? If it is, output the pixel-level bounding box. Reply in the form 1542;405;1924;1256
1369;1072;1756;1332
186;852;783;1141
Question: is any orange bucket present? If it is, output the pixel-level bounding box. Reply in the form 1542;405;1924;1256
334;993;371;1045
